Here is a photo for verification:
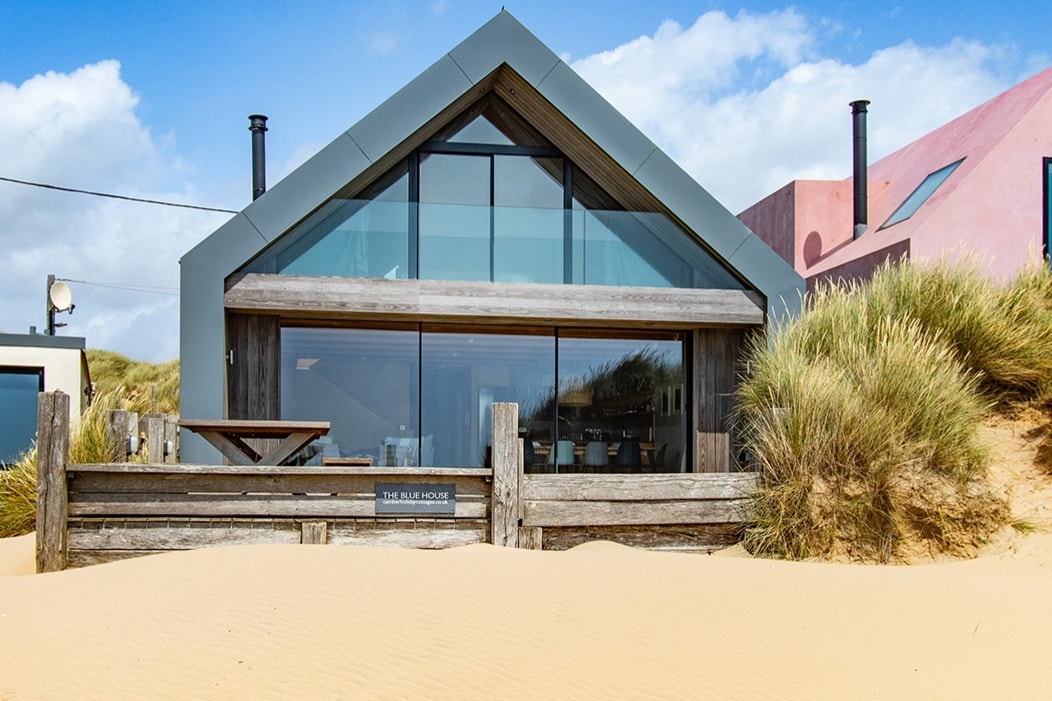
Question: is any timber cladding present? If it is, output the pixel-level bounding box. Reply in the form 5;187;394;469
36;394;759;571
61;463;493;568
517;472;757;553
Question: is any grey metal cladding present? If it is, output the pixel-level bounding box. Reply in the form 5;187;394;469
632;149;752;265
345;55;474;163
727;233;806;320
242;133;371;243
178;261;226;464
448;11;561;85
536;61;660;176
180;213;267;275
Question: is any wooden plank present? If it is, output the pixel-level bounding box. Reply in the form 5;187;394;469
490;402;519;547
68;463;492;478
178;419;332;436
69;471;492;497
301;521;328;544
67;494;489;519
540;524;741;552
36;391;69;573
518;526;543;550
328;521;488;549
523;498;753;527
144;415;167;464
68;550;170;568
104;410;133;463
68;522;302;550
522;472;758;501
224;275;765;328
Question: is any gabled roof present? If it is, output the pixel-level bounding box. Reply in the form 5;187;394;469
182;11;801;314
747;65;1052;283
180;12;802;442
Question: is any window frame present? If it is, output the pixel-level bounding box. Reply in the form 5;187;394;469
878;158;965;231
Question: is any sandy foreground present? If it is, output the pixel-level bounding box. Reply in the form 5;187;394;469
1;418;1051;700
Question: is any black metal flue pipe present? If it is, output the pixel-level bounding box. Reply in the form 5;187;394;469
850;100;869;239
249;114;268;200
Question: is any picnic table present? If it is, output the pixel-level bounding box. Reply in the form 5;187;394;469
179;419;330;466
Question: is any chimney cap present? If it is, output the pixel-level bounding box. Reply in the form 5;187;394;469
248;114;269;131
849;99;870;111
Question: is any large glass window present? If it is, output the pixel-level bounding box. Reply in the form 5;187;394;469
419;153;491;281
252;165;410;279
545;333;685;473
245;96;744;291
281;326;419;465
421;328;555;468
0;367;44;465
280;326;686;472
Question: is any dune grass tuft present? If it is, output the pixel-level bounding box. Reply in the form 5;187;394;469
0;352;179;539
734;258;1052;562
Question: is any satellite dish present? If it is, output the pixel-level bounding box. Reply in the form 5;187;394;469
49;281;73;311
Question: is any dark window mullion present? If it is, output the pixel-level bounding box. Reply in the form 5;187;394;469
490;155;496;282
563;160;573;284
1044;157;1051;264
409;152;420;279
420;141;560;158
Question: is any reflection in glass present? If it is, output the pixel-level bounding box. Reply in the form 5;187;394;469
421;330;555;468
282;325;685;473
494;156;564;284
281;327;420;466
541;335;685;473
419;153;491;281
0;369;43;464
248;165;410;278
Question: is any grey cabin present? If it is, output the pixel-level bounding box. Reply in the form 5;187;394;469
179;11;803;477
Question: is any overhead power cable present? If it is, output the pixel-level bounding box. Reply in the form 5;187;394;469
0;175;238;214
58;277;179;297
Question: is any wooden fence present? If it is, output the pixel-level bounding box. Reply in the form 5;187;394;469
36;393;756;572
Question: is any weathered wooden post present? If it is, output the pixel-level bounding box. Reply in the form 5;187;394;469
105;409;132;463
36;391;69;573
491;402;520;547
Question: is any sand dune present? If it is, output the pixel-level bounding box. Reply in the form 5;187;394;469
2;415;1050;699
2;531;1052;700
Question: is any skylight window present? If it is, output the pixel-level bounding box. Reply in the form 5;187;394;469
878;158;964;230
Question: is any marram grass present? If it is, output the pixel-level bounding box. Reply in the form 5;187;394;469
735;258;1052;562
0;350;179;539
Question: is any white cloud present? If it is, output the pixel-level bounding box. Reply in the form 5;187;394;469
367;30;401;56
0;61;229;361
572;10;1013;213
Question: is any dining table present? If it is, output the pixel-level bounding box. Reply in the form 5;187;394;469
179;418;331;466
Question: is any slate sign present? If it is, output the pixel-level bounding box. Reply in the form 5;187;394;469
376;483;456;515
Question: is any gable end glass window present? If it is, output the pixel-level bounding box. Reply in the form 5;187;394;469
245;96;744;290
878;158;964;231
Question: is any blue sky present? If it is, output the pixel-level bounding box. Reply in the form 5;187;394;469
1;1;1050;360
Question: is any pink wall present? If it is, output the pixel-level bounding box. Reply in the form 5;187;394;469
739;66;1052;284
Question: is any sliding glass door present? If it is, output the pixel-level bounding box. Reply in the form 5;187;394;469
281;325;685;472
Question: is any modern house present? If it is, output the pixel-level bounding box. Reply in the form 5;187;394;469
179;11;803;476
1;332;91;464
739;66;1052;287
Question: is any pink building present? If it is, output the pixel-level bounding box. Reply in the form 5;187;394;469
739;66;1052;288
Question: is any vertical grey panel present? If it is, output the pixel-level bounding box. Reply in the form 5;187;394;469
178;262;226;464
